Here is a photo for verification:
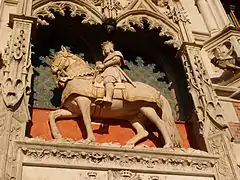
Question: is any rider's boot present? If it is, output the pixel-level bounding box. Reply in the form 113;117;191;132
95;82;114;105
102;82;114;104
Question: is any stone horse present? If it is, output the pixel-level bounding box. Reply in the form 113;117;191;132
49;47;181;148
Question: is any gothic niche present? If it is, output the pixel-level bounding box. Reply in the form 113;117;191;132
29;8;193;148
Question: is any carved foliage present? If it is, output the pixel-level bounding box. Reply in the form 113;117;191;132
117;15;180;48
165;6;189;24
20;144;216;173
151;0;189;24
208;135;234;180
33;1;102;26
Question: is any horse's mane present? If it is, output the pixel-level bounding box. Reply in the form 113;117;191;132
69;53;86;64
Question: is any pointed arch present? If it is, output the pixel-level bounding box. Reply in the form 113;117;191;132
116;10;181;49
32;0;103;25
116;0;182;49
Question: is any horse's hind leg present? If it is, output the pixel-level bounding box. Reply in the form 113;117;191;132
49;109;78;139
140;107;173;148
126;114;149;147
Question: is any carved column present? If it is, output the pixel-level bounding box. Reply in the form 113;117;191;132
178;42;240;180
207;0;231;28
195;0;219;35
0;14;36;180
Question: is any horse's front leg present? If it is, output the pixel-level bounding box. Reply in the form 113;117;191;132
49;109;78;139
75;96;95;143
125;114;149;147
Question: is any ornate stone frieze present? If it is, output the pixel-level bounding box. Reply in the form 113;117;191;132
18;138;217;177
33;1;103;26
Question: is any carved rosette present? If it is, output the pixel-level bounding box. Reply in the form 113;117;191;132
33;1;103;26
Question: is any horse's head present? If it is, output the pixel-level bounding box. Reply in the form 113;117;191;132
51;46;87;74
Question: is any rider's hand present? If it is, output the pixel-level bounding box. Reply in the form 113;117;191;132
59;77;69;82
96;63;105;70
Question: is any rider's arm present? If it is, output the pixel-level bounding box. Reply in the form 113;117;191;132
103;56;121;68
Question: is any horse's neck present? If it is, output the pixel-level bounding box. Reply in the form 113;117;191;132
66;60;93;77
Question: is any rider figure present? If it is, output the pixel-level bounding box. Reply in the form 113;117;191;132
95;41;132;104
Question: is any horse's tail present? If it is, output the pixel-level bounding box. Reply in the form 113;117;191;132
156;92;182;147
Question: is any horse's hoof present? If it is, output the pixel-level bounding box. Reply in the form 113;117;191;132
123;143;135;148
81;138;95;144
163;143;173;148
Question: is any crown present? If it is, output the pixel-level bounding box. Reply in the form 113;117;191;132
101;41;114;47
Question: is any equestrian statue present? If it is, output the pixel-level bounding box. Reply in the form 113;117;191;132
49;41;181;148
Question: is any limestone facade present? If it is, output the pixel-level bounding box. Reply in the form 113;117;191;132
0;0;240;180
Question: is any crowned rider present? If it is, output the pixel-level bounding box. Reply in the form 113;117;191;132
95;41;134;104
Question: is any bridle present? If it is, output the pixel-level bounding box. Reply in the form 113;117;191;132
52;52;95;81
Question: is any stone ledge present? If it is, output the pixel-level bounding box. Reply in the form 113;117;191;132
15;138;219;178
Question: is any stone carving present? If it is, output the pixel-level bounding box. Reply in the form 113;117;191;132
20;140;217;174
108;170;141;180
95;41;134;104
102;0;123;19
179;44;227;135
165;6;189;23
49;45;181;148
1;17;34;115
116;15;180;48
179;43;240;180
33;1;103;26
0;15;36;180
148;176;160;180
86;171;98;180
209;41;240;72
152;0;169;7
208;135;234;180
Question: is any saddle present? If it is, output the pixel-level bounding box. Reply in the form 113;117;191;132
93;79;127;100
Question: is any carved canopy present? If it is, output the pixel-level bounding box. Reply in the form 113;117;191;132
32;0;184;48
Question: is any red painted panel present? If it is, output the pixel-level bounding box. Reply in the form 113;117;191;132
29;107;192;148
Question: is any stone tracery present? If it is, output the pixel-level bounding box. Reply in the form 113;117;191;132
0;0;239;179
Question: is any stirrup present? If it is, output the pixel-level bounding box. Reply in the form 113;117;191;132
95;97;112;105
